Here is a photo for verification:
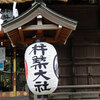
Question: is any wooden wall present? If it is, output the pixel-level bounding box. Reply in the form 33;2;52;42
49;4;100;87
72;30;100;86
53;29;100;87
52;41;73;86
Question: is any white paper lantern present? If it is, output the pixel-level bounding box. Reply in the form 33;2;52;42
25;42;59;95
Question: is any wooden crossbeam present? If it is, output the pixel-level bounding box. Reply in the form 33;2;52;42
21;38;56;44
22;24;59;31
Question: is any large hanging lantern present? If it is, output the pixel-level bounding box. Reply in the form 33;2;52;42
25;42;59;95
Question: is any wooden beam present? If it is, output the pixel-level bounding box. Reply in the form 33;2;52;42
21;38;56;44
22;24;59;31
21;38;35;44
45;38;56;43
18;29;24;42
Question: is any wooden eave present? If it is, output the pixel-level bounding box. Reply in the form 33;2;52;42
2;2;77;47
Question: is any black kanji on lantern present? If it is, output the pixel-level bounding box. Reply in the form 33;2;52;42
31;55;48;70
29;44;47;55
34;81;51;92
33;70;50;81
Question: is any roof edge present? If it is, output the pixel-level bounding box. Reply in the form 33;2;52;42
2;2;77;32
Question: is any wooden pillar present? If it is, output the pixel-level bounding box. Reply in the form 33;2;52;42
11;49;13;91
13;48;16;96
